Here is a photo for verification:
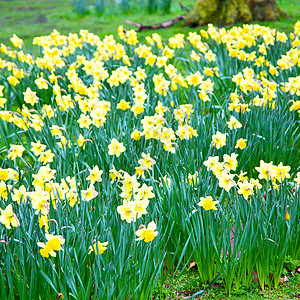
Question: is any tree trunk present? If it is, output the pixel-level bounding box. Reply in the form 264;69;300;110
185;0;284;27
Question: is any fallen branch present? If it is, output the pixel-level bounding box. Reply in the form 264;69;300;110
179;2;190;12
279;8;289;19
125;15;185;32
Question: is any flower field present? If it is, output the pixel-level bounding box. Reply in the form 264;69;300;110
0;21;300;299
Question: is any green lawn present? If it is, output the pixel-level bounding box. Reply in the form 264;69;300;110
0;0;299;50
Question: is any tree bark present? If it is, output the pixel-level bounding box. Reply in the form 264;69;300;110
185;0;284;27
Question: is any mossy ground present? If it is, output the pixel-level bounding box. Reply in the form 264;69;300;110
154;269;300;299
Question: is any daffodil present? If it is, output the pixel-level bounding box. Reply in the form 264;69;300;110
136;221;158;243
88;241;108;255
186;172;199;186
31;141;47;156
12;185;27;204
23;87;39;106
108;138;126;157
131;129;142;141
237;180;254;199
212;131;227;149
117;200;136;223
77;133;86;150
223;153;238;171
117;99;131;111
0;204;20;229
109;165;123;182
198;196;219;211
273;162;291;183
226;116;242;130
38;150;55;164
255;160;275;181
218;171;236;192
235;138;247;149
81;184;98;202
37;234;65;258
7;145;25;160
86;166;103;184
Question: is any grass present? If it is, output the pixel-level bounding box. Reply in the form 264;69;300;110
0;0;194;49
0;0;299;50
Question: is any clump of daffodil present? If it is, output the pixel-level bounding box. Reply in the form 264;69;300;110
116;172;155;223
255;160;291;184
